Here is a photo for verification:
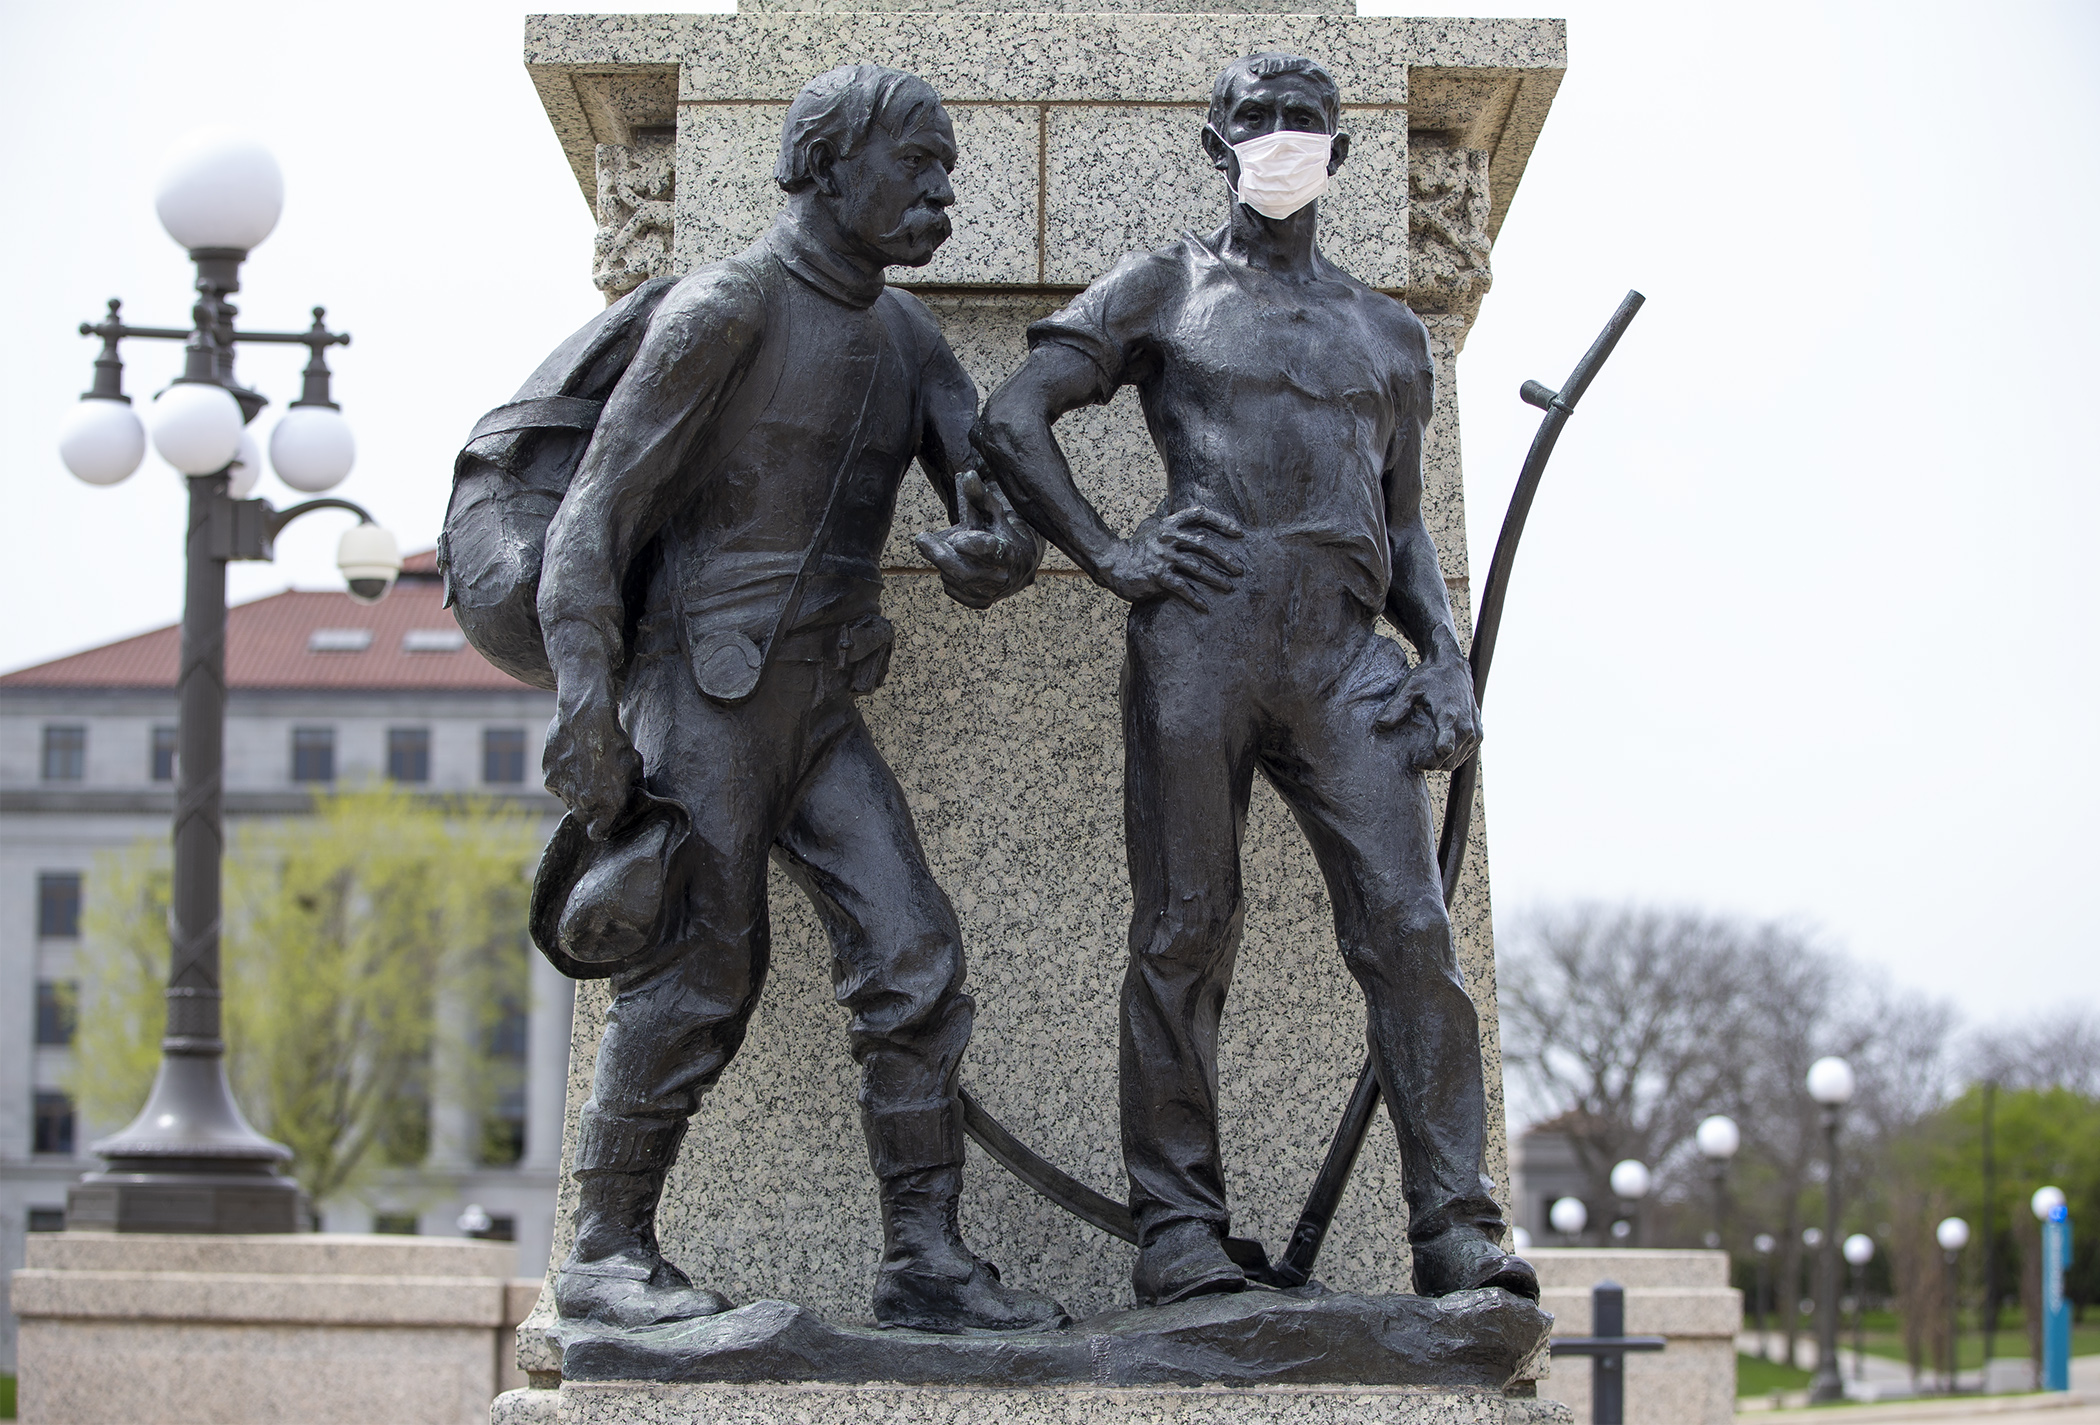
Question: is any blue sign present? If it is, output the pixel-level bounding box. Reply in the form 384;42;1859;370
2042;1206;2072;1393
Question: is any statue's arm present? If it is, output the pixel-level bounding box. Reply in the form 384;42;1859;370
973;343;1124;581
537;271;766;834
1377;341;1481;770
911;330;1046;607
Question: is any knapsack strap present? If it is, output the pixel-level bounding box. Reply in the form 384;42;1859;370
467;396;605;445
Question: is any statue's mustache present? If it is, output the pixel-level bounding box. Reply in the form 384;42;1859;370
879;204;951;246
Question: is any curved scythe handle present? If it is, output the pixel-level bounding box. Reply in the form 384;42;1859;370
1273;290;1646;1286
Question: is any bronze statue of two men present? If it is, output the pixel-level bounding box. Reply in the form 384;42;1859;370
525;54;1537;1338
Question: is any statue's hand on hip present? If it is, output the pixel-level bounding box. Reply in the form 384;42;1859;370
543;694;642;840
1097;505;1245;611
1374;655;1481;771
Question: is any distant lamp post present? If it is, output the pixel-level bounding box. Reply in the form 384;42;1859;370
58;129;400;1236
1512;1226;1534;1254
1609;1159;1651;1245
1696;1114;1740;1250
1937;1215;1970;1395
1753;1232;1778;1360
1551;1196;1589;1244
2032;1187;2071;1392
1843;1233;1875;1380
1806;1054;1855;1404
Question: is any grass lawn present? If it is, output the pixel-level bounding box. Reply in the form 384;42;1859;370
1;1372;14;1420
1738;1354;1815;1397
1840;1308;2100;1370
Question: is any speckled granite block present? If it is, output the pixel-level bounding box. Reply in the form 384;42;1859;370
518;7;1566;1391
12;1234;528;1425
673;103;1039;283
525;1380;1571;1423
1528;1250;1739;1425
1043;107;1408;290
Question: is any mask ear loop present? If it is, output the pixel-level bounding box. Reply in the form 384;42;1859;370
1205;124;1247;210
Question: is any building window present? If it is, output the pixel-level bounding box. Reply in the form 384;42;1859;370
28;1208;66;1232
36;981;77;1046
34;1092;75;1155
42;725;86;781
291;726;336;783
38;873;83;938
373;1213;419;1235
468;1214;517;1243
483;727;527;785
387;727;432;783
152;725;178;781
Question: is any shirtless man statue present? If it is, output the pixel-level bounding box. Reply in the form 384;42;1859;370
975;52;1539;1308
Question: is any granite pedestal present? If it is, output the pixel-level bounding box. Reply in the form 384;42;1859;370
505;1;1566;1419
11;1233;538;1425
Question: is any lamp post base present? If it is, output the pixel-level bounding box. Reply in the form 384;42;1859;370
68;1167;305;1234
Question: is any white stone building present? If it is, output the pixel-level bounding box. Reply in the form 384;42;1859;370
0;552;570;1372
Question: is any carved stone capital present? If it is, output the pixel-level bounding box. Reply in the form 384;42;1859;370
593;137;676;302
1407;139;1493;324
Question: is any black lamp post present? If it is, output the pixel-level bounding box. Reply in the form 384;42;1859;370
1843;1232;1875;1381
1806;1055;1856;1405
1696;1113;1740;1251
1752;1232;1776;1360
1937;1215;1969;1394
57;131;400;1235
1609;1158;1651;1247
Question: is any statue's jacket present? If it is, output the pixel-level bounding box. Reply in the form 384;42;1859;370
538;213;980;706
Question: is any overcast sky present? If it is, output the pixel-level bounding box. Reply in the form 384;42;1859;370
3;2;2094;1035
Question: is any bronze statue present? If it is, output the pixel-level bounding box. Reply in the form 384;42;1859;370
976;53;1538;1308
525;64;1061;1336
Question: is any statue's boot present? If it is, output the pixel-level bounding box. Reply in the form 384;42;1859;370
863;1097;1067;1333
554;1111;732;1328
1411;1225;1540;1302
1132;1217;1247;1307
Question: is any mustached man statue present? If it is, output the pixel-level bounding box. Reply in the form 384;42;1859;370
527;65;1064;1336
977;53;1539;1309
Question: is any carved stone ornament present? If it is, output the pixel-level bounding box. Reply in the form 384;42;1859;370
594;137;676;301
1408;143;1493;318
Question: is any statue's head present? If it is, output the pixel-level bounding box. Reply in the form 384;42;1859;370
776;65;957;268
1201;54;1350;219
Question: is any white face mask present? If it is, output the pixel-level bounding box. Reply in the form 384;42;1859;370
1211;125;1334;221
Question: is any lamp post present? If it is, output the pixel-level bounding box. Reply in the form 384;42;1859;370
2032;1187;2071;1393
1696;1114;1740;1251
1806;1055;1856;1404
1937;1215;1969;1395
58;130;400;1235
1610;1158;1651;1246
1550;1195;1589;1245
1753;1233;1777;1360
1843;1233;1875;1381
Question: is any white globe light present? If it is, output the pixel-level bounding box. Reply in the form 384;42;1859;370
1512;1226;1533;1253
226;431;261;498
1803;1226;1823;1249
1549;1197;1588;1235
59;397;147;486
155;129;283;252
1696;1114;1741;1161
1807;1056;1856;1106
1936;1216;1969;1251
2032;1186;2067;1222
1610;1159;1653;1201
1754;1233;1777;1254
150;382;245;475
337;523;400;604
270;406;356;492
1844;1233;1876;1267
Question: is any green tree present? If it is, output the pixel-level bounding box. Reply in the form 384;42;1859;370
73;784;542;1207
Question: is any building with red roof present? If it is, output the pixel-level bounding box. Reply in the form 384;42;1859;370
0;555;568;1369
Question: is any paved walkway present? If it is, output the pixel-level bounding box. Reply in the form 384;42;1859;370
1736;1342;2100;1420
